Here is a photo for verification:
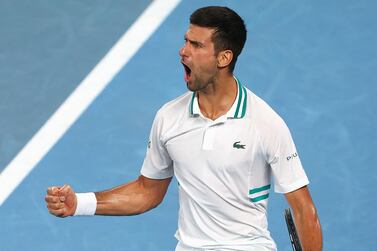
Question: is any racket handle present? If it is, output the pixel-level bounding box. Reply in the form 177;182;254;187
284;208;303;251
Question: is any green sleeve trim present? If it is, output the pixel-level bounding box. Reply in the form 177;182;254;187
249;184;271;194
250;193;269;202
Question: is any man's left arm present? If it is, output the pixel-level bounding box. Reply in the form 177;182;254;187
285;186;323;251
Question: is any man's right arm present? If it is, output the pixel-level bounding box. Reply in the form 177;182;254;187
45;175;172;217
95;175;172;215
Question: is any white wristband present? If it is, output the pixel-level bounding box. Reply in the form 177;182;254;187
74;192;97;216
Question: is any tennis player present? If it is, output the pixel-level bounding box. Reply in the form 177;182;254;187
46;6;322;251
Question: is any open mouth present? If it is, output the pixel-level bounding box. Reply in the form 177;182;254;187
181;62;192;81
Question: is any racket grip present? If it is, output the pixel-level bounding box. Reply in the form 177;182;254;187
284;208;303;251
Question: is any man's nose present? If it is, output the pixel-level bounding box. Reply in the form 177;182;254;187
179;44;188;58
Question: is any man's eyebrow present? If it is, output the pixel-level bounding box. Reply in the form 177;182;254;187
184;35;204;47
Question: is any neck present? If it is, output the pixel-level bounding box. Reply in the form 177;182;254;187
197;73;237;120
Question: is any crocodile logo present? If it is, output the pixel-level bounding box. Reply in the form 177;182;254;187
233;141;245;149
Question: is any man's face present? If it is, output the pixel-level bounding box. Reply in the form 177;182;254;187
179;25;219;92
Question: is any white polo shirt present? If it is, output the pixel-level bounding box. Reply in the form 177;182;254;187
141;78;309;251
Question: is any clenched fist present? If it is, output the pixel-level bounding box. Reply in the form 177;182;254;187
45;185;77;217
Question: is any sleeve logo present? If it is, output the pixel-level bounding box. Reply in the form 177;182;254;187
286;152;298;161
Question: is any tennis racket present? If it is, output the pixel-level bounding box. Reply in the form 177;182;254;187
284;208;303;251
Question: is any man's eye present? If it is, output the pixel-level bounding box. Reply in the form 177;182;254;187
191;42;201;48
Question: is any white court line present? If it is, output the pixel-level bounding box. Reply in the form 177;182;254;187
0;0;182;206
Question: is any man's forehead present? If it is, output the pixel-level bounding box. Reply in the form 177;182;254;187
185;24;215;42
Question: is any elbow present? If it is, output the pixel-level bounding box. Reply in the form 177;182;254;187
293;202;321;234
307;205;320;223
149;193;165;210
150;200;162;210
136;192;164;214
296;204;319;223
297;204;322;237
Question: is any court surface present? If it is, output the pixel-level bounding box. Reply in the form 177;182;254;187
1;0;376;250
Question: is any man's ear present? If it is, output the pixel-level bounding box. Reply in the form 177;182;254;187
217;50;233;68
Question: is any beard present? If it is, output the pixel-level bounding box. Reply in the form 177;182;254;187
186;73;215;92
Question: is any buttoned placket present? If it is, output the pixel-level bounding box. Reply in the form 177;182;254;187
190;76;244;151
200;114;227;151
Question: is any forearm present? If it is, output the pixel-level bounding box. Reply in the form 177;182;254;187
94;177;162;216
294;206;323;251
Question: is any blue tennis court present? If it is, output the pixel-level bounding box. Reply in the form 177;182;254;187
1;0;376;250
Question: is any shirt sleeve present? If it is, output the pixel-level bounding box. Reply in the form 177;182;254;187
265;118;309;193
140;110;174;179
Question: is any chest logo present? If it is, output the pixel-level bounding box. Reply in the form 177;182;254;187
233;141;246;149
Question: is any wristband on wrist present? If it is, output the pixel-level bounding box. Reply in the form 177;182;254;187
74;192;97;216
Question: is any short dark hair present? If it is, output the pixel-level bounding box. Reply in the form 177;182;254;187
190;6;247;72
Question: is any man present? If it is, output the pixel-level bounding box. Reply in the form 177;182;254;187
46;6;322;251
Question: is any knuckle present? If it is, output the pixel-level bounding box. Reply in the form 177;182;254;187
45;196;52;203
48;203;60;210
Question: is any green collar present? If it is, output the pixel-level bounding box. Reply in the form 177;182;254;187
189;76;248;119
